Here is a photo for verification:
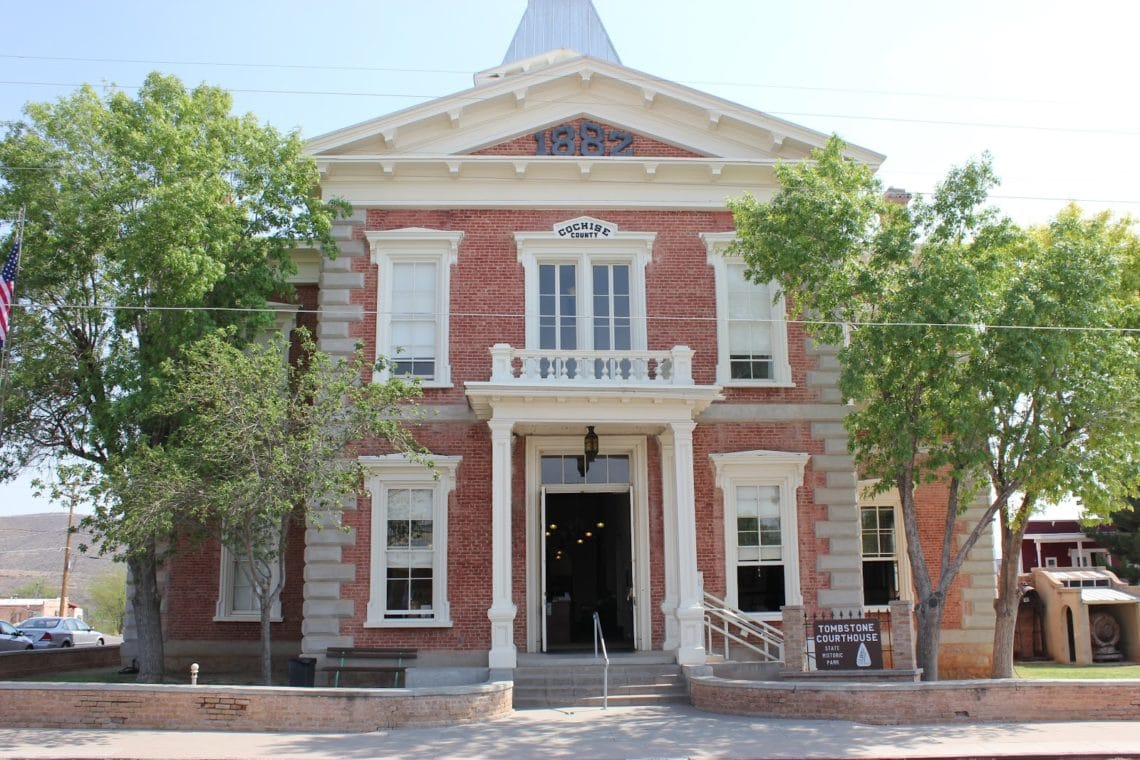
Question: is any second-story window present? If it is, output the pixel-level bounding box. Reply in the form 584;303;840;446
517;222;654;357
703;232;793;387
538;262;632;352
367;228;463;388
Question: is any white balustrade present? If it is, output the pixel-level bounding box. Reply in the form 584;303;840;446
488;344;694;386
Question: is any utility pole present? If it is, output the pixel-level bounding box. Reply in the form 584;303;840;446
58;478;80;618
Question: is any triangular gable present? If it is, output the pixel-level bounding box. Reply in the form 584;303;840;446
306;56;884;168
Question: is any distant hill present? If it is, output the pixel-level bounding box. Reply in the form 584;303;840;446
0;513;119;608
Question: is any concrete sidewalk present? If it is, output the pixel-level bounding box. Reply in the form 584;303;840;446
2;704;1138;759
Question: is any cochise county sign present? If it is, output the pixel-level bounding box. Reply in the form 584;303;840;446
814;618;884;670
552;216;618;239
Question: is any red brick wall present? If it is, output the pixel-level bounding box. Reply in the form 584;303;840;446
354;207;822;402
0;682;512;732
693;424;829;608
690;676;1140;723
163;520;306;645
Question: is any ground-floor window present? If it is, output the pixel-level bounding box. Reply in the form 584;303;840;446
214;537;282;622
362;454;461;628
861;504;899;606
711;450;809;619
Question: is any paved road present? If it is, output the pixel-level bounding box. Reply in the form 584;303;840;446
1;704;1138;759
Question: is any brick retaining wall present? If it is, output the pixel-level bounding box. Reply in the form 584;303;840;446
0;681;512;732
690;676;1140;723
0;645;120;678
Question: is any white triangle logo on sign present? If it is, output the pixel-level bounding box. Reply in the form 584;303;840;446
856;642;872;668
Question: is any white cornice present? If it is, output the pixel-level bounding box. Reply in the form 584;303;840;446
305;56;884;168
464;383;723;422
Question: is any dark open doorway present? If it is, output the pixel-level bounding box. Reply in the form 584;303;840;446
544;491;634;651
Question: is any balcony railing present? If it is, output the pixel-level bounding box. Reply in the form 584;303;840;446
488;343;694;386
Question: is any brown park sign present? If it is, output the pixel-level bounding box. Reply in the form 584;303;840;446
814;618;884;670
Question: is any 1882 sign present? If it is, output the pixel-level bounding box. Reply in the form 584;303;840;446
814;618;884;670
533;120;634;156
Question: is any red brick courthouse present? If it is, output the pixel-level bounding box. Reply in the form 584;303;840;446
152;0;997;681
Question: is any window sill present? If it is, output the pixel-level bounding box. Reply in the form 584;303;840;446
724;380;796;389
364;617;453;629
213;614;283;623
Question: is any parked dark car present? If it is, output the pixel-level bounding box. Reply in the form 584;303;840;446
16;617;105;648
0;620;35;651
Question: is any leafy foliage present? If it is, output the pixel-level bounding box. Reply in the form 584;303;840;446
85;565;128;635
119;329;428;684
1095;499;1140;584
0;73;346;681
730;136;1139;679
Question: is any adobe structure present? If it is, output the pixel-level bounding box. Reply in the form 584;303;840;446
152;0;997;680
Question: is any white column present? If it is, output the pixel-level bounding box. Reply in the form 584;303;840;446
487;417;517;670
670;420;706;665
658;430;680;651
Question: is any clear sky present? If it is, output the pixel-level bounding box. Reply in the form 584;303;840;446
3;0;1134;517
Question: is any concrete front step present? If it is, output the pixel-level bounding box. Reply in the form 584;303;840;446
512;660;689;709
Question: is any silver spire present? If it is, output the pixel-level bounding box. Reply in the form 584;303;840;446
502;0;621;65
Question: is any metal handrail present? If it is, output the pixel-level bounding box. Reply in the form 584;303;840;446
702;591;784;662
592;611;609;709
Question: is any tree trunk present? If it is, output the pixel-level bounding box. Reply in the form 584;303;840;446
992;508;1029;678
260;597;274;686
914;591;945;681
127;550;165;684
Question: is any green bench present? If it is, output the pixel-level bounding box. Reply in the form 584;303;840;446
322;647;418;688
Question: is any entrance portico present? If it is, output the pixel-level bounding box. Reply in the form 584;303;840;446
466;344;721;669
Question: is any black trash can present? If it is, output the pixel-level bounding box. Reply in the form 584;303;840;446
287;656;316;687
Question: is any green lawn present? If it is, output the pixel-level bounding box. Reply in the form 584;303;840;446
1014;662;1140;679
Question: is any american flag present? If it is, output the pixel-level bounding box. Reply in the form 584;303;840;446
0;238;20;352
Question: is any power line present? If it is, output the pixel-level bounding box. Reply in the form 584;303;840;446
6;301;1138;335
1;79;1136;137
0;53;1082;107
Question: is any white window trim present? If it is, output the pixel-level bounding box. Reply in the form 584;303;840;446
515;229;655;351
367;228;463;388
711;450;808;620
214;541;284;623
702;232;793;387
363;453;461;628
857;481;913;610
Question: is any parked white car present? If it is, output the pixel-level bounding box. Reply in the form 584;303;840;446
0;620;35;651
16;617;105;648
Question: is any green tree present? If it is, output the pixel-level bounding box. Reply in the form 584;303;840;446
1096;498;1140;584
729;137;1139;680
10;579;53;598
125;330;427;685
85;565;128;634
986;208;1139;677
0;74;345;682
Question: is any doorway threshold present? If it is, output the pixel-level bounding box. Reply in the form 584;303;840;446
517;651;676;666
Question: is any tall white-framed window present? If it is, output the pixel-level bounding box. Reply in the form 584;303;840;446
702;232;792;387
711;450;808;619
366;228;463;388
363;454;461;627
515;225;654;353
215;542;284;622
858;482;911;608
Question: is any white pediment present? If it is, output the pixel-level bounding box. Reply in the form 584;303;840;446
306;56;883;167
